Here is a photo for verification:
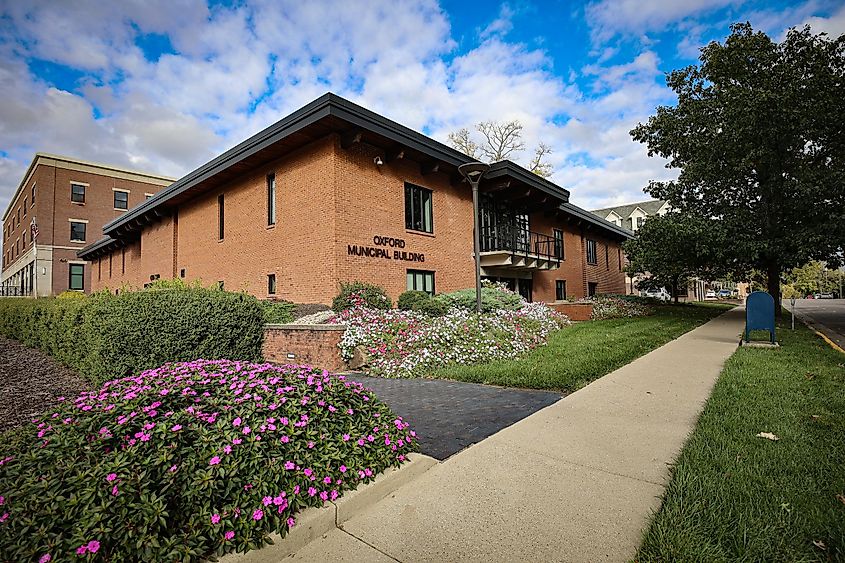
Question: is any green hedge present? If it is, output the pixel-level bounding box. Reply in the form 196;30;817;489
0;289;265;385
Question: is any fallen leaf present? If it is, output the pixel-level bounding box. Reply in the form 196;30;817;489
836;493;845;506
805;372;815;380
756;432;779;441
811;415;821;421
812;540;827;550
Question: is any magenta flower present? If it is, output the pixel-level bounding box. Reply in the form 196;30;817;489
319;491;329;501
223;445;232;454
87;540;100;554
233;417;242;427
171;424;182;432
284;461;295;470
273;494;286;506
280;435;289;443
340;465;347;473
0;495;4;505
75;545;87;555
287;517;296;528
169;464;179;472
106;473;118;482
111;485;119;496
242;426;251;435
39;554;52;563
262;496;273;506
224;530;235;540
342;434;351;441
252;509;263;521
307;487;317;497
211;513;220;524
209;456;221;466
323;476;332;484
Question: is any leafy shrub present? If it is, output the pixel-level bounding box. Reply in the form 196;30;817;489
145;278;203;290
0;288;265;385
333;301;568;378
56;290;86;300
436;282;524;313
260;300;296;324
331;282;391;312
584;295;653;320
397;290;430;311
415;298;449;317
0;359;415;561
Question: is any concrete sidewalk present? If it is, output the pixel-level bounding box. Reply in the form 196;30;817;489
290;307;746;563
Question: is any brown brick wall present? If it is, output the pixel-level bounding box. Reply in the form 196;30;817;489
549;302;593;321
88;133;627;303
262;325;346;372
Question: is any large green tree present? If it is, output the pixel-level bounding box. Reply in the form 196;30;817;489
624;213;728;304
631;23;845;310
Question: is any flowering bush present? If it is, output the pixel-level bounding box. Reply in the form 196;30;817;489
332;282;391;312
0;360;415;561
333;285;569;377
586;295;653;319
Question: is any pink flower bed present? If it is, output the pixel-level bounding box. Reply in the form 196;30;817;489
0;359;414;561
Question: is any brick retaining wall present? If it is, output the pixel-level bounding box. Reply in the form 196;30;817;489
549;303;593;321
263;324;347;372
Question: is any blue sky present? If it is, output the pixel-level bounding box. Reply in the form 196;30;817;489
0;0;843;220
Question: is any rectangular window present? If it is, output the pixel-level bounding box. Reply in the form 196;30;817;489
31;186;35;204
267;273;276;295
553;229;564;259
114;190;129;210
109;252;113;277
70;221;86;242
586;239;597;265
605;244;609;270
69;264;84;291
618;248;622;271
588;282;598;297
218;194;225;240
17;209;20;223
267;173;276;226
555;280;567;301
23;198;27;214
406;269;435;295
71;183;86;203
636;217;645;229
180;268;186;278
122;248;126;274
404;183;433;233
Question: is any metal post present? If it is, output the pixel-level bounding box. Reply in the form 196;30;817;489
790;296;796;330
471;181;482;313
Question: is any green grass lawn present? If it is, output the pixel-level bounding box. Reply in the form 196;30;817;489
430;302;733;392
636;318;845;562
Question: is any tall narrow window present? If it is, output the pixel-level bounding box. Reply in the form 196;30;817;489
605;244;609;270
114;190;129;210
555;280;567;301
218;194;225;240
553;229;564;259
404;183;433;233
23;198;27;215
588;282;598;297
69;264;84;291
586;239;597;265
122;248;126;274
71;183;86;203
406;269;435;295
267;273;276;295
31;185;35;204
618;248;622;271
267;173;276;226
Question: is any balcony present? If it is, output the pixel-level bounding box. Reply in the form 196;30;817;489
0;286;32;297
478;224;561;271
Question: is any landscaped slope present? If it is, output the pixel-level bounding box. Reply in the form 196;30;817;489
433;303;733;391
0;360;415;561
636;319;845;562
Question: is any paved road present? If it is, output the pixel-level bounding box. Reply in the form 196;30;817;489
785;298;845;350
347;375;562;460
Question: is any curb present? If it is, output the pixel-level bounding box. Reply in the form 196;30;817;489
220;453;437;562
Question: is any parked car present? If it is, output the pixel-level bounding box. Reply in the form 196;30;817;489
717;289;733;299
818;292;834;299
705;290;717;300
641;288;671;301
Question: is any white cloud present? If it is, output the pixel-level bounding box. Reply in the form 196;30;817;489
0;0;685;219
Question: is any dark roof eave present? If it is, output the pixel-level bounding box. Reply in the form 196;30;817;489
78;237;118;259
560;202;634;239
485;160;570;203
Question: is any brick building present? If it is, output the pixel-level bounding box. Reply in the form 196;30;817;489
1;154;173;296
79;94;631;304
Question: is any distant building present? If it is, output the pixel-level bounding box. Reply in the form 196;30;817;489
591;199;671;233
1;154;173;296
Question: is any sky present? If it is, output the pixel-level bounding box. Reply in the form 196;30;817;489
1;0;843;220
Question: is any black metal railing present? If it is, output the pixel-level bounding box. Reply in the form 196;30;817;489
480;224;561;261
0;287;32;297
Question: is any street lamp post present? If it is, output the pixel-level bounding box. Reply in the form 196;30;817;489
458;162;491;314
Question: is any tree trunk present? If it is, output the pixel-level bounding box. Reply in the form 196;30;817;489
767;261;782;317
672;278;679;304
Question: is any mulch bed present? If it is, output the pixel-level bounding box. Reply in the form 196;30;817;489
0;336;92;433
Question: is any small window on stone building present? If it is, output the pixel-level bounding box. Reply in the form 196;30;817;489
267;273;276;295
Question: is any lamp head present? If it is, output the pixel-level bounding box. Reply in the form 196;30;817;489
458;162;490;182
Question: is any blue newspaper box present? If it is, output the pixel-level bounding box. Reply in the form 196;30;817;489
745;291;776;344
